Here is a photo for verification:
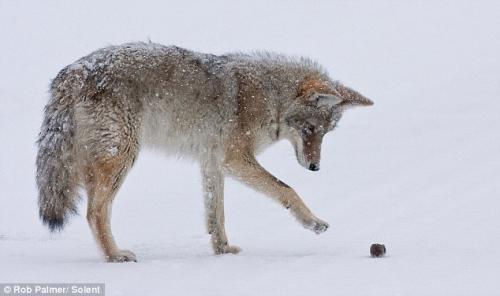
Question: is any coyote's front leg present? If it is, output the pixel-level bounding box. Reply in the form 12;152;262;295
224;152;329;234
201;154;241;255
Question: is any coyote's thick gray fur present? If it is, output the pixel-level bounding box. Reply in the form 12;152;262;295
36;42;373;262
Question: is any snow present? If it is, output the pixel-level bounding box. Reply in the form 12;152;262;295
1;0;499;295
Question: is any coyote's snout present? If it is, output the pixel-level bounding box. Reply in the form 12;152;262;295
36;42;373;262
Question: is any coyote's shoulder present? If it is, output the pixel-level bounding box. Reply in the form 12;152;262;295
37;42;373;262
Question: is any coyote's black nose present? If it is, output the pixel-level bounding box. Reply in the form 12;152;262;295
309;164;319;171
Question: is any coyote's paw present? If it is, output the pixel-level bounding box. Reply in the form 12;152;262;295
305;219;329;234
106;249;137;263
214;244;241;255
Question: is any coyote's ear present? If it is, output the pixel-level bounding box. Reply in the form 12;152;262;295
335;84;374;109
316;94;343;108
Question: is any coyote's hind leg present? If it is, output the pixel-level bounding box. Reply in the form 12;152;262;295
201;153;240;255
85;153;137;262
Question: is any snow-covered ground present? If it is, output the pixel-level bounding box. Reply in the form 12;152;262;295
1;1;499;295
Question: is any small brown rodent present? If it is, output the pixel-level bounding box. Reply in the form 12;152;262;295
370;243;386;257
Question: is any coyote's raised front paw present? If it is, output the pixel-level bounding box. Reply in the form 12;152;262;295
305;219;329;234
106;249;137;262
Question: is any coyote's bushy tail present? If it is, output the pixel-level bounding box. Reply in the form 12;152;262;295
36;86;78;231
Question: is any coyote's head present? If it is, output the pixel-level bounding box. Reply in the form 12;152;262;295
281;76;373;171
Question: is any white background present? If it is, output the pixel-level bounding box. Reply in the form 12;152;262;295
0;1;499;295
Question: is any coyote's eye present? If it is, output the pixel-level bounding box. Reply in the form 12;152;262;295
302;123;315;136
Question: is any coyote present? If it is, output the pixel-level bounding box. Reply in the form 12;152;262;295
36;42;373;262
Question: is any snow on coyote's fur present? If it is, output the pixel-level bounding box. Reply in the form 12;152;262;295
36;42;373;262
